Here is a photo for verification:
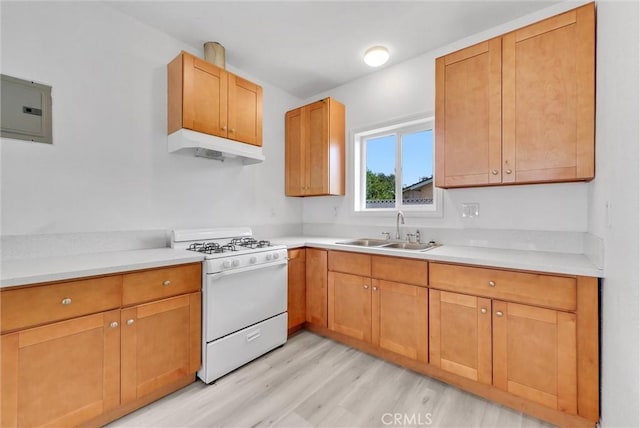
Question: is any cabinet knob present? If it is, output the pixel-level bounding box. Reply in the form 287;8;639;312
488;280;496;287
491;169;499;175
363;285;369;289
480;308;487;314
110;321;119;328
230;128;236;133
127;319;135;326
505;169;513;174
221;126;227;131
495;311;504;317
61;298;72;305
372;286;378;291
163;280;171;287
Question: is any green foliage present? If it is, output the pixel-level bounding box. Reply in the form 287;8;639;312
366;169;395;200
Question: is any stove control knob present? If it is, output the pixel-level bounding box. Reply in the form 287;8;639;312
266;253;273;261
232;259;240;267
222;260;232;269
249;257;257;264
274;253;280;260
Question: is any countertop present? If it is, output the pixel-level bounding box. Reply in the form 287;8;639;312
1;235;603;289
1;248;204;289
272;236;603;277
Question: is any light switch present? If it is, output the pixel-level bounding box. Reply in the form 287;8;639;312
461;203;479;218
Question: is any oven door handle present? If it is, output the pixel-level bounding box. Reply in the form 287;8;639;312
207;259;287;280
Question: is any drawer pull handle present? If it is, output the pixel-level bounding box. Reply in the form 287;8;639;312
480;308;487;314
163;280;171;287
110;321;119;328
488;281;496;287
127;319;135;326
246;329;261;342
495;311;504;317
61;298;72;305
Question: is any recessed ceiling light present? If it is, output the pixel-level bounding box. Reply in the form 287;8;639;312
363;46;389;67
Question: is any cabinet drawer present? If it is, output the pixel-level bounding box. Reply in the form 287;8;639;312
328;251;371;277
429;263;576;311
1;276;122;333
371;256;428;287
123;263;201;306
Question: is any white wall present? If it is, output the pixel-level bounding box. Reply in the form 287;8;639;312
589;1;640;427
0;2;303;236
303;1;593;234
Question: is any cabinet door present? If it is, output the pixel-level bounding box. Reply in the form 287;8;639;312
182;54;228;138
285;107;306;196
502;4;594;183
429;290;492;384
328;272;371;342
306;100;329;195
306;248;327;327
287;249;306;331
228;73;263;146
372;279;428;362
493;301;577;414
121;293;201;404
435;38;502;188
1;311;120;427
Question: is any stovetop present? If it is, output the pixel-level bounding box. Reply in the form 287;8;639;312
186;237;273;255
171;228;286;260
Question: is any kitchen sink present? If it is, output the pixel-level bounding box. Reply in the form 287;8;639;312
383;242;436;250
336;238;391;247
336;239;439;251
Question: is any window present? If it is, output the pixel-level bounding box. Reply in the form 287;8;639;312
354;116;439;214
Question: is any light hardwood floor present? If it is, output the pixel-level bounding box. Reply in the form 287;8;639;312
108;331;553;428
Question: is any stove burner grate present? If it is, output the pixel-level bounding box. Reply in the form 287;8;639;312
185;237;270;254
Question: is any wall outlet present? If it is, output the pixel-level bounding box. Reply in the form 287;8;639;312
461;203;480;218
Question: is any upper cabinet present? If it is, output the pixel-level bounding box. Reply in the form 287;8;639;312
435;3;595;188
285;97;345;196
168;51;263;147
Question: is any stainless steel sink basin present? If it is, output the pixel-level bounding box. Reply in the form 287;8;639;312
383;242;437;250
336;238;391;247
336;238;439;251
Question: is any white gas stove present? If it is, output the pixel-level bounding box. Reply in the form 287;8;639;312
171;228;288;384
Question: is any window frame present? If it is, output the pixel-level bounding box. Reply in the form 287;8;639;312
352;115;443;217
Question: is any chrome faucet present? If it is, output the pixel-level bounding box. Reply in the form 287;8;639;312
395;211;405;240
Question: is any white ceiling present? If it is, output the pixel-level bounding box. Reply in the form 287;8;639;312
107;1;561;99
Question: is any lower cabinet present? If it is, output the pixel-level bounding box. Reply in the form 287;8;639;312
305;248;328;327
327;252;429;363
430;289;577;412
372;279;428;362
0;262;202;428
493;300;577;414
429;289;492;384
429;262;598;424
328;271;371;342
1;311;121;427
286;249;306;332
121;292;201;404
318;251;598;427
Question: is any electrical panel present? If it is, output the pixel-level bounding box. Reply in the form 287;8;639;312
1;74;52;144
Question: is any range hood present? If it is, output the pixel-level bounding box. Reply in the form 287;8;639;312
168;129;265;165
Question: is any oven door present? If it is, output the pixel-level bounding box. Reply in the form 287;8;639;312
204;260;287;342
